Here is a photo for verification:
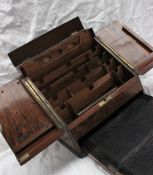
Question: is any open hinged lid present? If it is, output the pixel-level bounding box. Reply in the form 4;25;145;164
8;17;84;67
9;19;153;75
81;93;153;175
95;22;153;75
8;17;95;80
0;79;63;165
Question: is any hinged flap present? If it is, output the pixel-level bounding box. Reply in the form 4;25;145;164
96;22;153;75
8;17;84;67
0;80;63;165
81;94;153;175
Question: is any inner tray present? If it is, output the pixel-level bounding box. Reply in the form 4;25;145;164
20;30;134;125
81;93;153;175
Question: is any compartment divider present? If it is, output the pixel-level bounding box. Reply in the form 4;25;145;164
67;73;116;114
30;38;135;126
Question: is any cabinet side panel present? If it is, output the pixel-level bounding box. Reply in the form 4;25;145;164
0;80;54;152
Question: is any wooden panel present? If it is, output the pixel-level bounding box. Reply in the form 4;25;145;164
67;73;115;113
96;22;153;74
20;30;94;80
0;80;55;152
8;17;84;67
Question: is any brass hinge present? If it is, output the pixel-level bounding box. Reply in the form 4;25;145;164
94;37;136;75
22;77;65;129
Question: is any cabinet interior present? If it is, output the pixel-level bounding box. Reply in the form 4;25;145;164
20;30;133;124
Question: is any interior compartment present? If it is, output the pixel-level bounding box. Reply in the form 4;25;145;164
20;29;134;125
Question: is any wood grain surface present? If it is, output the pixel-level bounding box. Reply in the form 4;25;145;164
96;22;153;74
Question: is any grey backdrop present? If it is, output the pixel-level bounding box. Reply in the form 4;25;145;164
0;0;153;174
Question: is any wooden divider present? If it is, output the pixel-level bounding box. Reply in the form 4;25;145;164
28;33;134;126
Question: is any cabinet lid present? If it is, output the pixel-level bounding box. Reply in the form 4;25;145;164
96;22;153;75
8;17;84;67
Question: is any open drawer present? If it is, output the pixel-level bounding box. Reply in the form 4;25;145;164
0;17;153;165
